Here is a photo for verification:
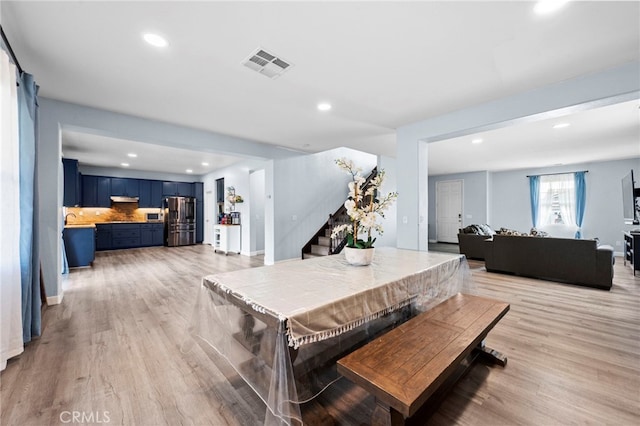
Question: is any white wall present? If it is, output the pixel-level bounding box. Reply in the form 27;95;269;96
396;61;640;250
272;148;377;261
202;159;269;257
375;155;397;248
249;169;266;254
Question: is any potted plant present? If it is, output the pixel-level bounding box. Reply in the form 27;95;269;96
331;158;398;265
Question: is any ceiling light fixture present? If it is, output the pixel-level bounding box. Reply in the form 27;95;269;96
534;0;569;15
186;169;193;174
553;123;571;129
317;102;332;111
121;163;129;167
201;162;209;166
143;33;168;48
127;153;137;158
471;138;483;144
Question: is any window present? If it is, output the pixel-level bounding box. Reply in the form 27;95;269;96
538;174;575;227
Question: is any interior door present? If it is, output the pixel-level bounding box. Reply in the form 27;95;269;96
436;180;463;243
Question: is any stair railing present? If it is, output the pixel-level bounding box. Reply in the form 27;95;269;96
301;167;378;258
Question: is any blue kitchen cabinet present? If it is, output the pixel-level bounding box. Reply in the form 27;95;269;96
163;181;194;197
63;158;82;207
63;227;96;267
141;223;164;246
111;178;139;197
97;176;111;207
139;180;163;208
82;175;111;207
95;224;112;250
178;182;194;197
111;224;141;249
82;175;98;206
195;182;204;243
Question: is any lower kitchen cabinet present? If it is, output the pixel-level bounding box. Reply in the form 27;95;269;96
141;223;164;246
96;223;165;251
63;226;96;267
111;224;141;249
95;224;112;250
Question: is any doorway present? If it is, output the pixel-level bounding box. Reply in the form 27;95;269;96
436;179;463;243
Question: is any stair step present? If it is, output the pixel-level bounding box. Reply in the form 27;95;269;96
324;229;332;238
311;245;330;256
317;236;331;247
303;252;323;259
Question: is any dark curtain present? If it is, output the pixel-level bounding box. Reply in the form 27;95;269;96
18;71;41;343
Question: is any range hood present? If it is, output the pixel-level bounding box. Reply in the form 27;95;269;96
110;196;139;203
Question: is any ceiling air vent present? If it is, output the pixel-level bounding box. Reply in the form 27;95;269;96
242;48;293;79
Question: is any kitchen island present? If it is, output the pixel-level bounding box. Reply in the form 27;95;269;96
63;224;96;267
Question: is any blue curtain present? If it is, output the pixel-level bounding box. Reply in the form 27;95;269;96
529;175;540;228
17;71;41;343
575;171;586;239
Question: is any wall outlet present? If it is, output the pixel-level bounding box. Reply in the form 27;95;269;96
292;215;297;221
96;211;101;215
79;211;84;216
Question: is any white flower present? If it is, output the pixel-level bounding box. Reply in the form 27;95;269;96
333;158;398;248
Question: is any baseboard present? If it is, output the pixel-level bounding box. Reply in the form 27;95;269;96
47;293;64;306
247;250;265;256
428;239;438;243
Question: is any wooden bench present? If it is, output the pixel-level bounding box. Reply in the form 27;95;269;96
336;293;509;425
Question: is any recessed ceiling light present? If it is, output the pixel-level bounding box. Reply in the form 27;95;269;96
201;162;209;166
317;102;332;111
121;163;129;167
143;33;168;48
186;169;193;174
127;153;137;158
534;0;569;15
471;138;483;144
553;123;571;129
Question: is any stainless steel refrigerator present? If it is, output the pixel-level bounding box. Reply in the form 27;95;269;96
164;197;196;246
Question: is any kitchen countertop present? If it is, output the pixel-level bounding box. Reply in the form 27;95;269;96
64;224;96;229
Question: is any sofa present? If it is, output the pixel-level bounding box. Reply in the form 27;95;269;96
458;233;492;260
484;234;614;290
458;224;495;260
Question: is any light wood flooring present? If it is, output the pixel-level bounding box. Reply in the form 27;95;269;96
1;245;639;425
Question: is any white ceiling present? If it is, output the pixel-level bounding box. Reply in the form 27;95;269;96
2;1;639;175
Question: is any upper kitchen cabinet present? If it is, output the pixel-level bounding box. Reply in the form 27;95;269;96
163;181;194;197
63;158;82;207
111;177;139;197
195;182;204;243
82;175;111;207
139;180;163;208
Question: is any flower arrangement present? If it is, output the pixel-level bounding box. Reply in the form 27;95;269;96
331;158;398;249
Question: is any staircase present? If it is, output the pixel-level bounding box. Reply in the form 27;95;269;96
301;167;378;260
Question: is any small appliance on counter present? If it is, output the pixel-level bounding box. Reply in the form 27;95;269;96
219;212;241;225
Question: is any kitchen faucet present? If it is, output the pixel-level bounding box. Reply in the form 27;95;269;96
64;213;77;225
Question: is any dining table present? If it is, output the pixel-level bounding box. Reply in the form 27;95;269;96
189;247;471;425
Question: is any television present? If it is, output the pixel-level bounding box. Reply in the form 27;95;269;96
622;170;639;225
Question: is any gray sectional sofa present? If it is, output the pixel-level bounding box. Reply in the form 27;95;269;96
483;234;614;290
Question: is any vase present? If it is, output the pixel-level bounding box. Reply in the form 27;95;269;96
344;247;375;266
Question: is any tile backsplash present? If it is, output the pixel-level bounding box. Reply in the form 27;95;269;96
65;203;162;225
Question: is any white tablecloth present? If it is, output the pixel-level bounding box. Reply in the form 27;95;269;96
189;248;471;425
